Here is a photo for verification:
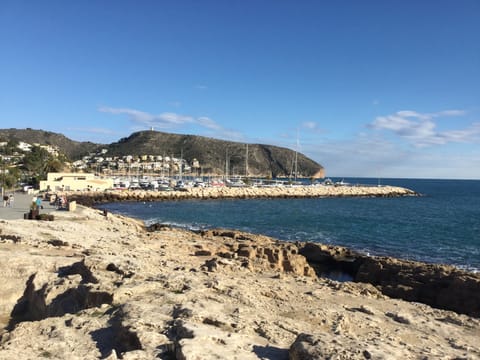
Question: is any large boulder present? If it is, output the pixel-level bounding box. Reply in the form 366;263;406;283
289;333;374;360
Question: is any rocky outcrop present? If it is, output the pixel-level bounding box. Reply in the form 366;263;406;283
7;261;113;330
298;242;480;318
355;257;480;318
196;229;316;277
1;206;480;359
289;333;374;360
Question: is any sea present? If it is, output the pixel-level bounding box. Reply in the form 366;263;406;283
100;178;480;273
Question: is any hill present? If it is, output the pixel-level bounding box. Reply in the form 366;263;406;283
107;131;323;177
0;128;100;160
0;128;324;178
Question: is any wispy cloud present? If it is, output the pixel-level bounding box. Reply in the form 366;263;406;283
99;107;194;129
369;109;479;147
99;106;243;141
194;84;208;90
301;121;317;130
435;110;467;117
300;121;326;135
168;101;182;108
68;127;117;135
197;116;222;131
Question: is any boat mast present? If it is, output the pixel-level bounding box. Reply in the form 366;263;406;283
245;144;248;178
294;129;299;181
179;149;183;181
225;147;229;181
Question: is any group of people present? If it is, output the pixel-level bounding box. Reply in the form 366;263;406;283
2;194;14;208
31;195;43;210
48;193;68;209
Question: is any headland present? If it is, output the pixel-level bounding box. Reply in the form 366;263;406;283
1;203;479;359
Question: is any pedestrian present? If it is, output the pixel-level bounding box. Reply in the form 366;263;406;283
3;195;7;207
8;194;14;208
36;197;42;209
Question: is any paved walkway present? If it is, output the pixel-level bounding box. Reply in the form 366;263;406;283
0;192;57;220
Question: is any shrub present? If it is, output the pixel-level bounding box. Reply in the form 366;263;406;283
36;213;54;221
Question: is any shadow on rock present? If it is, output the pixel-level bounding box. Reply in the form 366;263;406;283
90;306;142;359
253;345;289;360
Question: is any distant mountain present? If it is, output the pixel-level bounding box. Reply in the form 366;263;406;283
0;128;100;160
0;128;324;177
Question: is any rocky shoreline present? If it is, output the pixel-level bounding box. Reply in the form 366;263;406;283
1;205;479;359
66;184;418;206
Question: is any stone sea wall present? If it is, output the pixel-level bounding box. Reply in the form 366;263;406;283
67;184;418;205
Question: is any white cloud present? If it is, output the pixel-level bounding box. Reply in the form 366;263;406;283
197;117;222;131
434;110;467;117
302;121;318;130
99;106;243;141
369;109;479;147
299;133;480;179
158;112;194;125
168;101;182;108
99;106;194;129
68;127;117;135
395;110;431;120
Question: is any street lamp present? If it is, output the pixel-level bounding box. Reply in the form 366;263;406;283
1;156;5;199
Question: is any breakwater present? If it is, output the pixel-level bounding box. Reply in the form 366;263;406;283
67;184;417;205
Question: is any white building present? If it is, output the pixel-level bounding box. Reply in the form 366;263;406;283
40;172;114;192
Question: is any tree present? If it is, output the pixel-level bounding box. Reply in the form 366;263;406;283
4;139;19;156
3;166;20;188
21;146;66;182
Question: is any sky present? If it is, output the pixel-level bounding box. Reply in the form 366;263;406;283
1;1;479;179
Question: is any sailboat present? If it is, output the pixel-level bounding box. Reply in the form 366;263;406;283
289;130;301;184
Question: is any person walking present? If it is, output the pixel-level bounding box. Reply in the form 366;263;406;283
8;194;14;208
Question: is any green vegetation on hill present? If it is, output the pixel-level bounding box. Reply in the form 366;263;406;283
108;131;323;177
0;128;324;178
0;128;100;160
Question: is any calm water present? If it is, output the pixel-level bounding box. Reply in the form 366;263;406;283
101;178;480;272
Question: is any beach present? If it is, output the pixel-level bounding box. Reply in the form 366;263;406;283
1;203;479;359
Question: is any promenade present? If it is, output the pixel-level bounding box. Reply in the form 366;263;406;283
0;192;56;220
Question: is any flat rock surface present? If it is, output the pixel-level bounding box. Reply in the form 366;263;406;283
0;206;479;359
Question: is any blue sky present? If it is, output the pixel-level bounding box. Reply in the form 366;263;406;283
1;1;479;179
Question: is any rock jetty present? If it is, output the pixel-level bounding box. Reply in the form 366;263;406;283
1;206;479;359
67;184;418;206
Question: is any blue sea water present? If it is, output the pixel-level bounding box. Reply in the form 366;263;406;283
101;178;480;272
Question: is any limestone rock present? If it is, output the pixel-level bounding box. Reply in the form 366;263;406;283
299;242;480;317
289;333;374;360
1;205;480;360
